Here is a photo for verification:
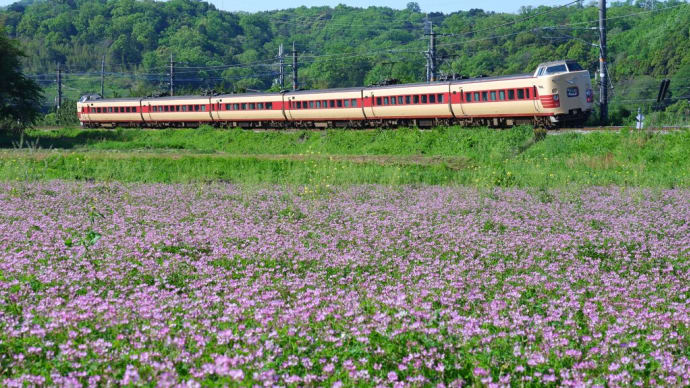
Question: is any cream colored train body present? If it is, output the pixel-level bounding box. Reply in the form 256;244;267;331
78;60;593;129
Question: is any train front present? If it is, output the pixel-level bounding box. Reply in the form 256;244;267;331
534;60;593;127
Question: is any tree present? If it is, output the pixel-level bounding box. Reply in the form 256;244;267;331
406;2;421;13
0;25;42;136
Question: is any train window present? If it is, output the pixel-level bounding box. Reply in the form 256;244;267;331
266;102;272;110
390;97;396;105
247;103;254;110
201;105;206;111
308;101;313;108
329;100;334;108
508;90;515;100
438;94;444;103
181;106;187;112
108;107;113;113
323;100;327;108
566;62;583;72
176;106;181;112
405;96;411;104
429;94;435;103
525;88;531;98
352;99;357;107
258;103;264;109
545;64;567;75
231;104;237;110
376;97;382;106
421;95;427;103
383;97;388;105
473;92;479;102
413;95;419;104
490;91;497;101
188;105;194;111
163;106;168;112
316;101;321;108
499;91;505;101
397;96;403;105
517;89;524;99
226;104;231;110
481;92;488;101
344;99;350;107
337;100;342;108
465;93;472;102
96;107;101;113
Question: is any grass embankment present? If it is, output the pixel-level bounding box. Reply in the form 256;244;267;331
0;126;688;187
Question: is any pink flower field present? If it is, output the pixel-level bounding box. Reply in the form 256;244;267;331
0;182;689;387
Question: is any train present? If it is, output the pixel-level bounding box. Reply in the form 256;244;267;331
77;60;593;129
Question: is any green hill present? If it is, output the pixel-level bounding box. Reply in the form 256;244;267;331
1;0;689;124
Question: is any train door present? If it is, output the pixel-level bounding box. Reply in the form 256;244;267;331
533;86;542;113
138;99;145;124
283;94;294;121
81;105;91;124
146;102;153;122
365;92;376;118
208;97;215;122
211;100;220;121
452;85;465;117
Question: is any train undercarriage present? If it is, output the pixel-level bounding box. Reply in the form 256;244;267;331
81;110;591;130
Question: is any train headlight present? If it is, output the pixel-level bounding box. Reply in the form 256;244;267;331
553;94;559;101
585;89;593;103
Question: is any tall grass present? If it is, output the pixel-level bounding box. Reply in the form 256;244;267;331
1;126;688;187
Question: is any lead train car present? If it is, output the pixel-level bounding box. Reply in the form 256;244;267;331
78;60;593;129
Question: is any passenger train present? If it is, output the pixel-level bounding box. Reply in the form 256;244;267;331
77;60;593;129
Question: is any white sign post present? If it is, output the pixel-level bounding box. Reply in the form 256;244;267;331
635;107;645;130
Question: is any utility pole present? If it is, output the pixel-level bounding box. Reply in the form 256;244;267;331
100;55;105;97
169;53;175;96
599;0;608;124
292;42;298;91
56;62;62;110
278;43;285;89
424;19;437;82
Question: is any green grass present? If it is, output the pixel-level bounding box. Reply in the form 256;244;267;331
1;126;689;187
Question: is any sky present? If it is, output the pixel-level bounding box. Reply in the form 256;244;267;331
0;0;573;14
212;0;570;14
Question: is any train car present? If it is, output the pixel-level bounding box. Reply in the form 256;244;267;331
77;60;593;129
284;88;365;128
78;97;144;128
364;83;452;128
143;96;211;127
211;93;286;128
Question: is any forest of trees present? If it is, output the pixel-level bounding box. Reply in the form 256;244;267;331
0;0;689;124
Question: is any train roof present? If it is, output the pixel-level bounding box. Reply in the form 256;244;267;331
537;59;580;67
286;73;533;94
80;72;537;103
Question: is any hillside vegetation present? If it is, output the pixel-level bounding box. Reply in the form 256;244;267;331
1;0;689;124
